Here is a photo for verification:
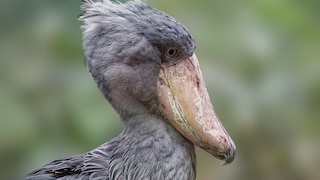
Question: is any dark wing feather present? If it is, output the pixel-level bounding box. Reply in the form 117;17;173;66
25;155;86;180
25;146;114;180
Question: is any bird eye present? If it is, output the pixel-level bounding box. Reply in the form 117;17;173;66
166;48;178;58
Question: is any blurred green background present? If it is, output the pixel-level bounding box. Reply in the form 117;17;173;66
1;0;319;179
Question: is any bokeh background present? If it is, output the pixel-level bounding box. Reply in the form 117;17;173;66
1;0;319;179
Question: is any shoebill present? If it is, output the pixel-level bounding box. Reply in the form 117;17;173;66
26;0;236;179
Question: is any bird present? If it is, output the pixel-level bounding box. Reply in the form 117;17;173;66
25;0;236;179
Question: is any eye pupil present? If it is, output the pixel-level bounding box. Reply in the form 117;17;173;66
168;49;175;55
167;48;177;57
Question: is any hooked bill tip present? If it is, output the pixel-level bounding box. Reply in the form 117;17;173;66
221;141;236;165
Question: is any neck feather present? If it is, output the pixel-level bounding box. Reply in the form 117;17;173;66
97;113;196;179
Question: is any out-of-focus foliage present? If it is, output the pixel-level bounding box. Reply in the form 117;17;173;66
0;0;319;179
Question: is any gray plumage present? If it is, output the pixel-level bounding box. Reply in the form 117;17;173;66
26;0;197;179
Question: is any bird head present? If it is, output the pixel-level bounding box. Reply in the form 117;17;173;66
80;0;235;165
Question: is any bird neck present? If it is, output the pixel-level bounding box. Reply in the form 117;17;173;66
108;113;196;179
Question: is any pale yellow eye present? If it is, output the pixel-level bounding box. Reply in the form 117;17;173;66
166;48;178;58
